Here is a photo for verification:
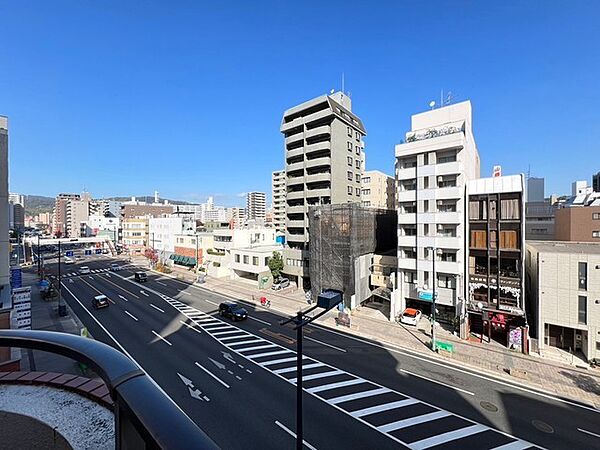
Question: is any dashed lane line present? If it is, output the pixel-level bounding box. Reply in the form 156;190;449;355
151;330;172;346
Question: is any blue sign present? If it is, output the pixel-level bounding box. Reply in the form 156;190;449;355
84;250;92;255
66;251;74;257
417;289;435;302
10;267;22;290
95;249;102;254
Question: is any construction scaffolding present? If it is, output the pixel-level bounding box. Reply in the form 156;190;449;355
309;204;396;306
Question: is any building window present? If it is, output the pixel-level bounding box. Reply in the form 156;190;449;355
402;225;417;236
235;254;240;263
253;256;259;266
578;295;587;325
438;225;457;237
347;126;352;137
399;202;416;214
579;262;587;290
355;130;360;141
437;175;457;188
401;247;416;259
363;201;371;207
347;142;353;151
438;200;457;213
440;251;457;262
347;171;353;181
347;186;352;195
438;274;456;289
355;174;360;183
593;231;600;238
355;159;360;169
243;255;249;264
593;213;600;220
398;156;417;169
423;177;429;189
356;146;361;155
362;189;371;196
400;179;416;191
404;271;416;283
362;177;371;184
356;187;360;196
423;153;429;165
437;150;457;164
347;156;352;166
500;198;520;219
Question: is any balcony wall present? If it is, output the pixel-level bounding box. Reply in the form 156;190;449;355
305;125;330;139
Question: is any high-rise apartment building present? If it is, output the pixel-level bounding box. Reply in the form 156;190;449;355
272;170;286;233
53;193;81;236
394;101;480;323
280;91;366;288
361;170;395;209
246;192;266;222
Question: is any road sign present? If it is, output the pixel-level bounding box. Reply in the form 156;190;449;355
66;251;74;257
95;249;102;254
84;250;92;255
10;267;22;290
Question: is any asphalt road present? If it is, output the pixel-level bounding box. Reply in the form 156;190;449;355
41;256;600;450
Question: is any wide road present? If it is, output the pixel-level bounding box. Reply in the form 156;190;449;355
42;257;599;449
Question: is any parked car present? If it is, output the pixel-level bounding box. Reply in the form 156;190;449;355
271;277;290;290
92;295;109;309
79;266;91;275
110;263;120;271
400;308;422;326
64;257;74;265
134;271;147;282
219;302;248;321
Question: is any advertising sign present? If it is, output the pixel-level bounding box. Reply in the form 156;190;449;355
10;267;22;290
12;286;31;330
508;327;523;352
66;251;74;257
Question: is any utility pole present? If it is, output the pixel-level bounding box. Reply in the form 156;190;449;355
57;240;66;316
37;234;41;277
432;247;437;352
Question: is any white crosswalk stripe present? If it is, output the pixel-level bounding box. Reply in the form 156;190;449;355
157;290;538;450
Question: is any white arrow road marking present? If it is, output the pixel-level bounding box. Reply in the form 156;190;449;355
178;373;209;401
151;330;172;346
195;362;230;388
140;290;149;297
157;281;167;286
221;352;236;364
88;276;94;280
209;357;226;371
118;295;128;302
178;373;194;387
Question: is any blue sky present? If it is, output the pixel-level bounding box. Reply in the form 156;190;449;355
2;1;599;206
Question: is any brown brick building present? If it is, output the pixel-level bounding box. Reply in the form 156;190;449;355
554;206;600;241
121;204;174;219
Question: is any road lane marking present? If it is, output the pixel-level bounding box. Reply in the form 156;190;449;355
327;387;391;405
274;362;324;375
205;299;218;306
412;424;487;450
57;283;200;430
124;310;138;321
261;356;300;366
212;329;244;336
181;291;191;296
140;291;149;297
150;303;165;313
118;295;129;302
79;277;115;304
350;398;419;418
195;362;230;388
306;378;365;394
151;330;172;346
492;442;534;450
274;421;317;450
399;369;475;396
289;369;344;384
578;428;600;439
180;320;202;334
237;344;277;353
100;274;140;298
247;349;291;360
157;281;167;286
378;410;450;433
219;334;252;342
304;336;346;353
228;338;265;347
249;316;272;326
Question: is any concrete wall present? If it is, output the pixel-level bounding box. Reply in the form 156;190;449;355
555;206;600;242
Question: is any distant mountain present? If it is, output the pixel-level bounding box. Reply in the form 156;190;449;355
24;195;55;216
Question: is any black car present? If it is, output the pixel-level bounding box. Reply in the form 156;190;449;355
219;302;248;321
134;272;147;282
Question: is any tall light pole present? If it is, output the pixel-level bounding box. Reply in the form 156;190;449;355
57;239;66;317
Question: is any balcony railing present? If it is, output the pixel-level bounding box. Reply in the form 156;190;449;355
0;330;217;450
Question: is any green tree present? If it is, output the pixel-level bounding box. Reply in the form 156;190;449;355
267;251;284;280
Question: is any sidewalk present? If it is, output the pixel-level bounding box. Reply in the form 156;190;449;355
159;263;600;409
18;269;90;376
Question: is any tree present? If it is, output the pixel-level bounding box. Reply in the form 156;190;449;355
267;251;284;280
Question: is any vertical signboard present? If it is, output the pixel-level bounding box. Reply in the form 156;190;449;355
10;267;22;290
12;286;31;330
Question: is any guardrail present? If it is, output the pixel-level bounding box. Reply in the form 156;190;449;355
0;330;219;450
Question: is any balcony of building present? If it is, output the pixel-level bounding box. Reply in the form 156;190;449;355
286;160;304;173
285;132;304;147
304;107;332;126
305;141;330;155
305;171;331;184
286;191;305;201
305;156;331;170
286;146;304;160
287;204;306;215
280;116;304;133
305;125;330;140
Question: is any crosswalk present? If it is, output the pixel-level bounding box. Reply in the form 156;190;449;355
51;265;134;279
164;296;539;450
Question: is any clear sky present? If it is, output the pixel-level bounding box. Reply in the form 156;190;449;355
2;1;599;206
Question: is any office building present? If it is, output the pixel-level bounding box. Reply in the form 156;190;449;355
246;192;266;222
280;91;366;288
65;199;90;238
53;193;80;236
467;175;527;346
122;218;149;255
272;170;286;233
361;170;395;209
526;241;600;362
395;100;480;324
0;116;10;316
555;206;600;242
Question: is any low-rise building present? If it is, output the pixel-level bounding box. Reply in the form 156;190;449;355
231;245;282;284
122;218;149;255
555;205;600;242
148;217;195;260
526;241;600;363
170;233;213;269
121;204;174;219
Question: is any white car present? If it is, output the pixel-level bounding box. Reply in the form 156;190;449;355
79;266;91;275
400;308;422;326
64;257;74;265
110;263;120;271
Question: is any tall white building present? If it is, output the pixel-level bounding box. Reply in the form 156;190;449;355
246;192;266;222
394;101;480;322
272;170;286;232
148;216;195;254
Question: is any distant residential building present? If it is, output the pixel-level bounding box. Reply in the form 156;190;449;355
272;170;286;233
8;202;24;230
526;241;600;362
8;193;24;207
280;91;366;288
90;199;121;217
84;215;119;240
122;217;149;255
37;212;51;225
361;170;395;209
555;206;600;242
526;177;545;202
467;175;527;346
65;199;90;238
53;193;80;236
395;100;480;325
172;233;213;268
246;192;266;222
593;171;600;193
121;203;174;219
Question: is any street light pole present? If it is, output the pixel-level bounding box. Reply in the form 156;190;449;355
295;311;303;450
37;234;41;277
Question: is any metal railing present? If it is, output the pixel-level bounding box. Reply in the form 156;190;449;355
0;330;218;450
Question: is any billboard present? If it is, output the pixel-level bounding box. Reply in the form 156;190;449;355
12;286;31;330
